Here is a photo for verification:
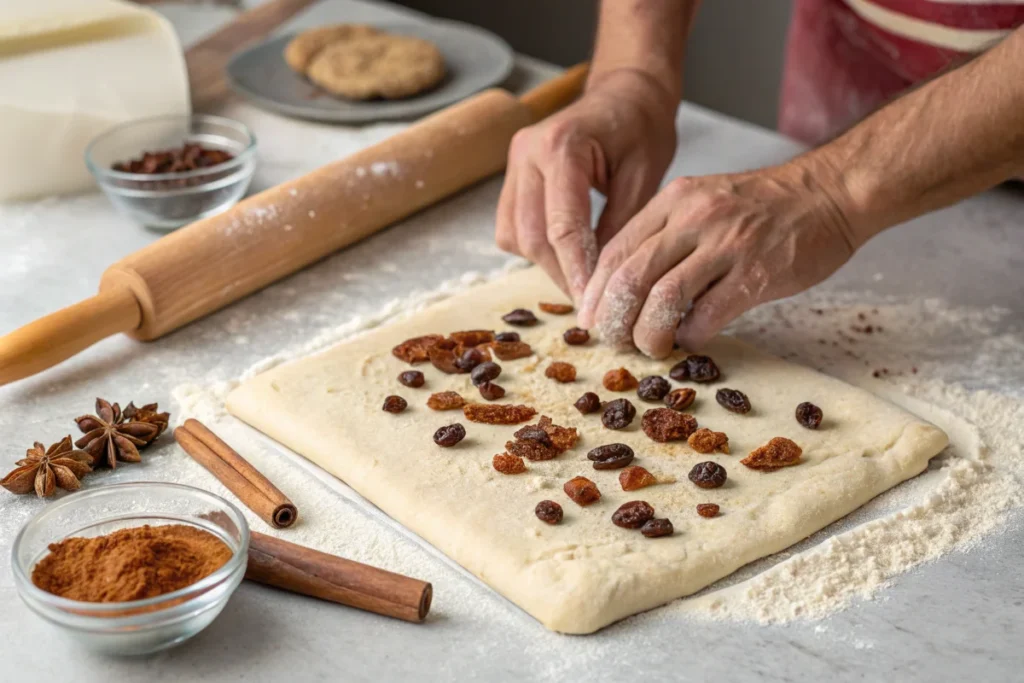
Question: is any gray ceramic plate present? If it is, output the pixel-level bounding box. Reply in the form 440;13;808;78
226;20;515;123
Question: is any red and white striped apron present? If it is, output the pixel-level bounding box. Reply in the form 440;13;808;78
779;0;1024;144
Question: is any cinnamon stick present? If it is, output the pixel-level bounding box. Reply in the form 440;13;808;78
246;532;432;623
174;419;298;529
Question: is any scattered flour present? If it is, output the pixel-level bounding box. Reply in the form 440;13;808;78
369;160;401;177
660;294;1024;624
165;266;1024;630
170;268;1024;629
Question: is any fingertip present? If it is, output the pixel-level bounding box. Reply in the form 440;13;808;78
635;338;674;361
634;327;676;360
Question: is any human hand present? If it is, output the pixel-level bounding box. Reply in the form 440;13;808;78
495;69;679;302
577;159;861;357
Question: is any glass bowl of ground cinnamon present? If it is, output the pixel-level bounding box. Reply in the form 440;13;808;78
11;482;249;655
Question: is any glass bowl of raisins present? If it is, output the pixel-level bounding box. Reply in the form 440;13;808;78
85;114;257;231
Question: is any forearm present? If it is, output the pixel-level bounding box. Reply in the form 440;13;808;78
812;27;1024;246
587;0;700;110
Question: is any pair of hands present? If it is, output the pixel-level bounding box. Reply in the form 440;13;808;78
496;71;860;358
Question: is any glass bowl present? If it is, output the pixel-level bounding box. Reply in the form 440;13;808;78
85;114;257;231
11;482;249;656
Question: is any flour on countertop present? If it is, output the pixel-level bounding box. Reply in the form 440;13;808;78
168;267;1024;629
369;161;401;177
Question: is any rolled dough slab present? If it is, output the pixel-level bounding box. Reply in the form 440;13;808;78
226;267;948;634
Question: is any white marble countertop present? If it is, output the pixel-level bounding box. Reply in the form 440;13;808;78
2;1;1023;681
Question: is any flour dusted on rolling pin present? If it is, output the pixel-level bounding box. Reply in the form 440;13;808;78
98;89;533;342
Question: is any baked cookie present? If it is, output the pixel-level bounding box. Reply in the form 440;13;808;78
283;24;380;73
305;34;446;100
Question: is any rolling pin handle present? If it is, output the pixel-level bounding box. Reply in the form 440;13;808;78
518;63;589;122
0;287;141;386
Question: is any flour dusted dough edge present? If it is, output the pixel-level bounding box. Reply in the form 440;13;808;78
226;268;948;634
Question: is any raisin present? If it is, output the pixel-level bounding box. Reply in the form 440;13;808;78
696;503;720;518
491;340;533;360
533;416;579;451
587;443;634;470
478;382;506;401
535;500;563;524
455;347;486;372
426;391;465;411
398;370;425;388
563;327;590;345
502;309;538;326
664;387;696;411
382;395;407;413
688;428;730;454
641;408;697;442
574;392;601;414
508;417;577;460
741;437;802;471
539;302;574;315
563;476;601;506
506;439;558;461
493;453;526;474
637;375;671;401
641;518;674;538
433;423;466;447
796;402;823;429
516;426;553;447
716;388;751;414
494;331;520;343
603;367;638;392
545;361;577;383
601;398;636;430
471;361;502;386
619;466;657;491
668;359;689;382
449;330;495;346
428;345;461;374
391;334;444;364
611;501;655;529
686;355;721;383
463;403;537;424
688;461;727;489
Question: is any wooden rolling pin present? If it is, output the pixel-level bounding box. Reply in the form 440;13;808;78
0;64;588;386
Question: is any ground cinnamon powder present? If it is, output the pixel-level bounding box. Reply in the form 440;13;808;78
32;524;232;602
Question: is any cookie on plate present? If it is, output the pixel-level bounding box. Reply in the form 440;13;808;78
305;33;446;100
283;24;381;73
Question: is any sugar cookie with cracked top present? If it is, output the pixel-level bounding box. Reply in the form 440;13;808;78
283;24;381;73
306;34;445;100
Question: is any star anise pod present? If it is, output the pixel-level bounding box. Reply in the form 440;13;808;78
122;402;170;442
1;436;92;497
75;398;159;468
